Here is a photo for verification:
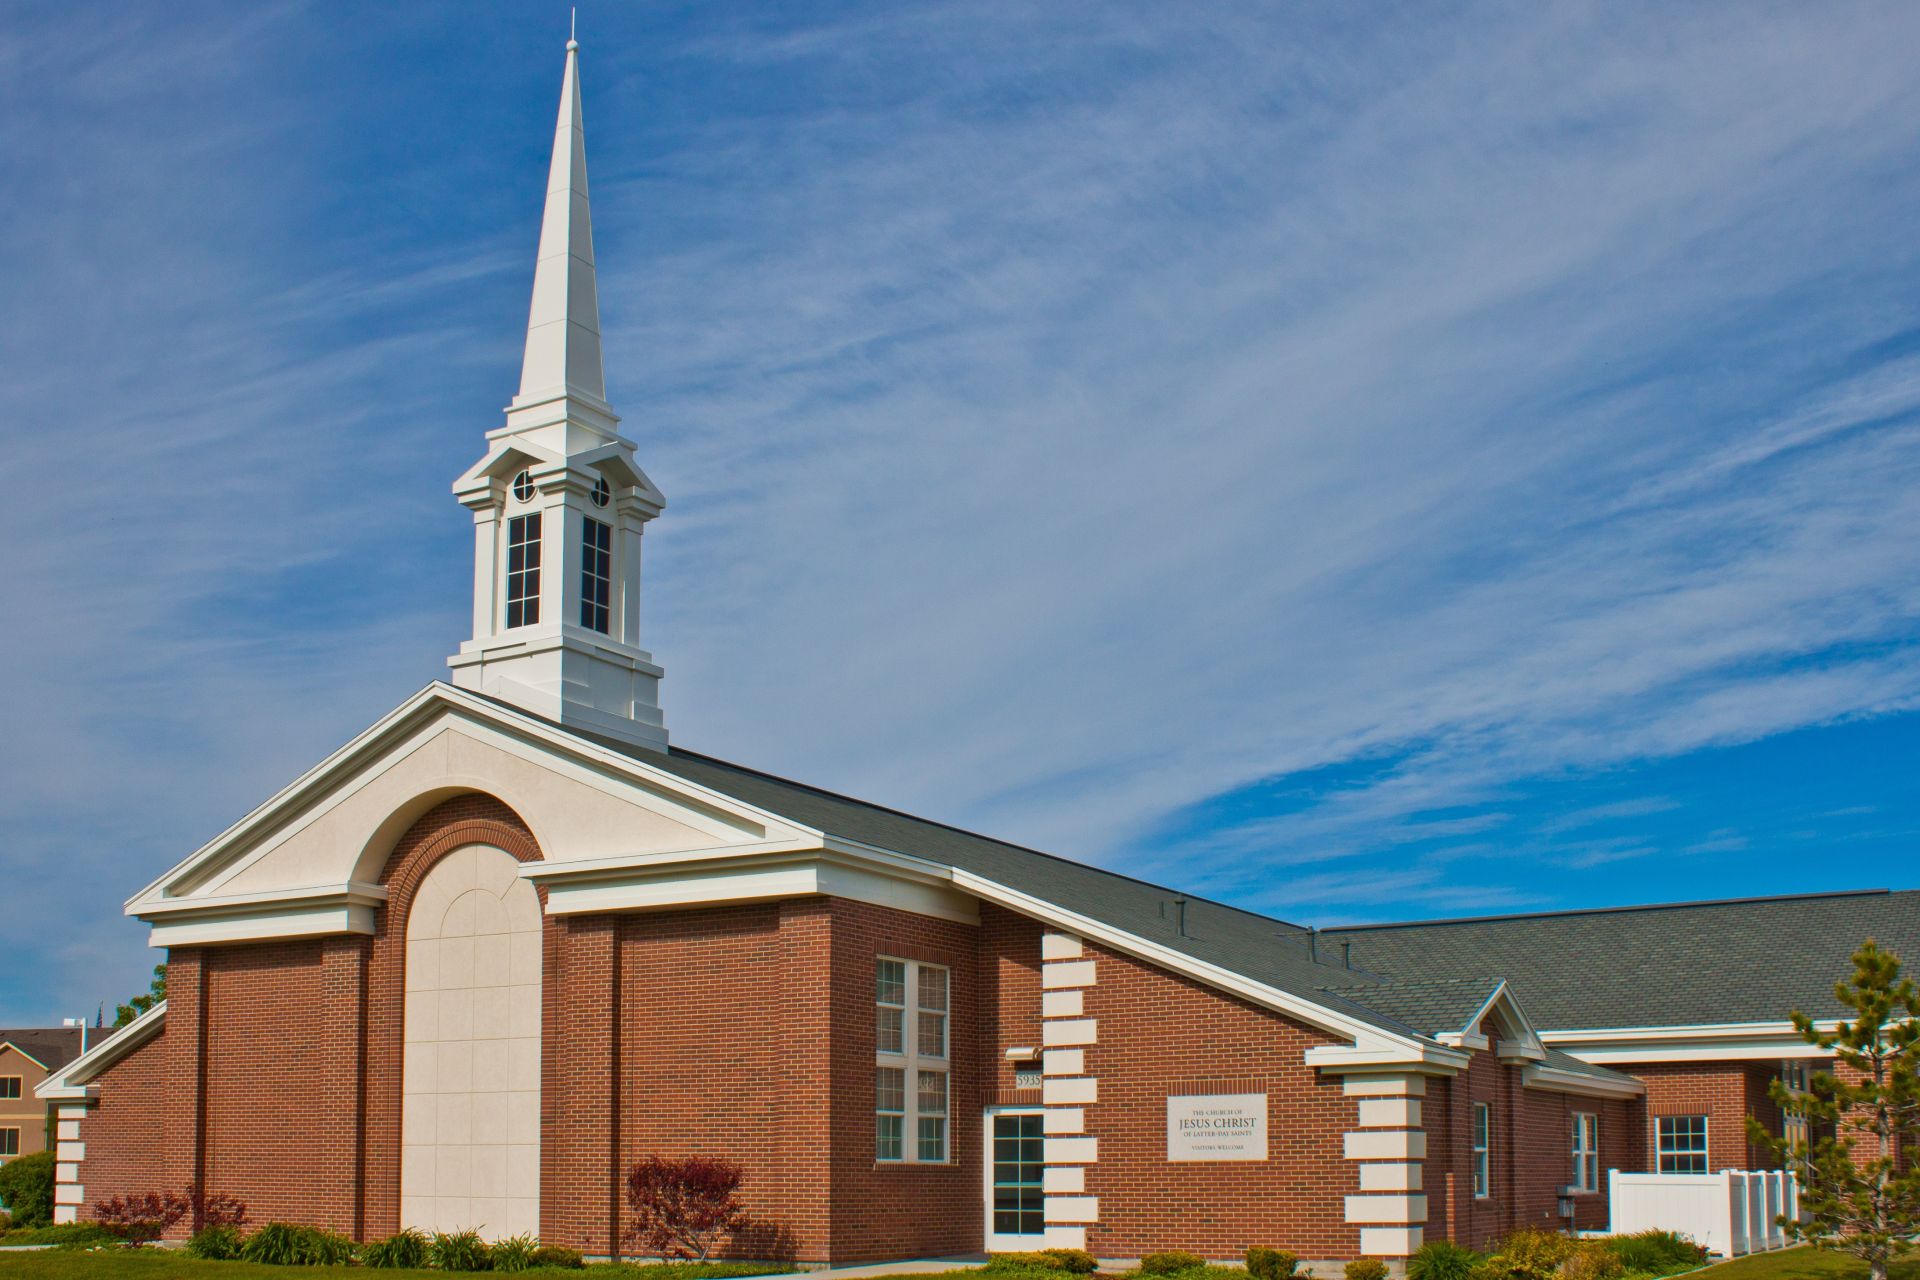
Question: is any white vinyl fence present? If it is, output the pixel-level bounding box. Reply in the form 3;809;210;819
1608;1169;1798;1257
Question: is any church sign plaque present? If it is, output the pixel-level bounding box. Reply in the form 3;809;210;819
1166;1092;1268;1161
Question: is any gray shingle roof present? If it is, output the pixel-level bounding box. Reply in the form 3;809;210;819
1322;890;1920;1031
510;710;1418;1043
1318;977;1504;1037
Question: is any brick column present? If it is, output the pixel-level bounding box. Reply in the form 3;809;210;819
545;916;620;1256
162;948;209;1232
1341;1074;1428;1257
319;935;372;1237
779;899;835;1263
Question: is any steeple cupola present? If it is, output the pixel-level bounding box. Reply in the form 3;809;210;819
448;36;668;750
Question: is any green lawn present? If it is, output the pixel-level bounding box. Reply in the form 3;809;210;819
0;1252;795;1280
1693;1248;1920;1280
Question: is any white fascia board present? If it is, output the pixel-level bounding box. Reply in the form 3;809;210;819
454;439;562;494
1520;1063;1646;1099
537;852;980;925
36;1002;167;1096
1437;1032;1491;1051
136;881;388;917
125;683;812;918
1540;1020;1840;1063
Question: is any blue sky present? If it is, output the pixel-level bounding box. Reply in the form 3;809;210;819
3;1;1920;1025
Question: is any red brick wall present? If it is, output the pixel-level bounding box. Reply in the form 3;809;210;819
70;1029;170;1210
1426;1029;1643;1248
1631;1062;1781;1171
1079;938;1356;1260
826;897;984;1264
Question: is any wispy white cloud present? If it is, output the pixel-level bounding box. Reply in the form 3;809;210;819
3;1;1920;1019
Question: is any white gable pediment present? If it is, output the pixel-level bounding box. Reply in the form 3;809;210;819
126;684;820;947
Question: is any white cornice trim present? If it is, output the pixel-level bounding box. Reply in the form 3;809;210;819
36;1002;167;1098
124;683;812;919
1520;1061;1645;1099
1540;1020;1838;1063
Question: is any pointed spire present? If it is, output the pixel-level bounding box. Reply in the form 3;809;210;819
515;33;606;408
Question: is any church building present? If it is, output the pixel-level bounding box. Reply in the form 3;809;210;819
36;38;1920;1268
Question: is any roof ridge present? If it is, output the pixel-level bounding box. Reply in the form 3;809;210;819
1326;888;1894;933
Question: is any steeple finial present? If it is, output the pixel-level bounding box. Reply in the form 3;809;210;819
513;30;605;409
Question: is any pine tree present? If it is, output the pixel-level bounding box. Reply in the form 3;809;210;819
113;963;167;1028
1749;939;1920;1280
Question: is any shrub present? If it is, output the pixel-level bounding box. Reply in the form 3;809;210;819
239;1221;357;1266
430;1227;495;1272
990;1251;1100;1275
0;1209;11;1232
363;1228;432;1269
0;1222;117;1248
1410;1240;1483;1280
0;1151;57;1229
1143;1252;1208;1274
1603;1231;1705;1276
529;1244;586;1269
1249;1249;1299;1280
625;1154;746;1261
1347;1261;1391;1280
188;1185;249;1229
1476;1230;1577;1280
94;1190;190;1245
1561;1242;1624;1280
491;1232;539;1271
186;1223;246;1260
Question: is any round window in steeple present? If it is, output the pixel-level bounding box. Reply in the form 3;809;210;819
512;470;535;503
590;475;611;508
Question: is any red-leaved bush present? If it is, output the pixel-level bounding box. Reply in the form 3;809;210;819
623;1155;745;1261
187;1184;248;1228
92;1185;247;1245
93;1191;189;1245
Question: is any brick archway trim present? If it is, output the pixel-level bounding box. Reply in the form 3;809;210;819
361;793;552;1240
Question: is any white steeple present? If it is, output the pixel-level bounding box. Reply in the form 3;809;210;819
447;34;669;751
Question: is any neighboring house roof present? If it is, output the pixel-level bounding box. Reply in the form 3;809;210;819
0;1027;86;1074
1322;889;1920;1031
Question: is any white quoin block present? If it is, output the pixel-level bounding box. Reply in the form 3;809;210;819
56;1120;80;1141
1358;1162;1423;1192
1045;1195;1100;1224
1358;1097;1422;1128
1345;1194;1428;1224
55;1163;78;1183
57;1105;87;1120
1042;990;1085;1018
1344;1129;1426;1160
54;1184;84;1205
1043;1076;1098;1105
1343;1074;1427;1097
1044;1136;1098;1164
53;1206;78;1225
1042;1226;1088;1250
1044;1108;1086;1135
1042;960;1097;989
1043;1048;1085;1076
1043;1018;1098;1047
1041;933;1084;960
56;1142;84;1162
1043;1166;1086;1193
1360;1227;1424;1257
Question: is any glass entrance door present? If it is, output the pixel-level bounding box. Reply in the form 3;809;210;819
987;1111;1047;1251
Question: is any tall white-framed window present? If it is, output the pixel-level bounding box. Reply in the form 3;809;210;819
579;515;612;633
1657;1115;1708;1174
1472;1102;1491;1199
505;513;542;628
1571;1112;1599;1192
876;956;949;1164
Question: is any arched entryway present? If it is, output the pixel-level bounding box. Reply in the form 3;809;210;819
400;844;542;1239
